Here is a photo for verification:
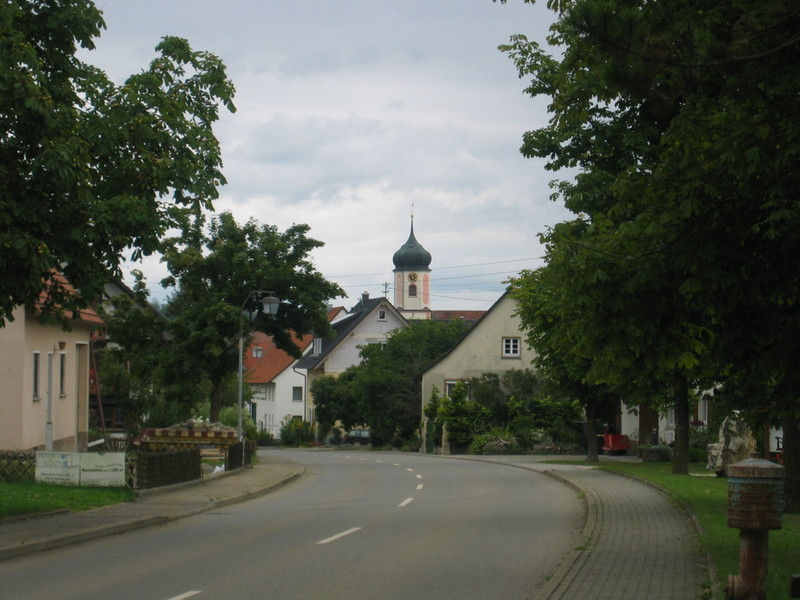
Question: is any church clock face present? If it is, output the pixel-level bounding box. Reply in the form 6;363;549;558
408;273;418;282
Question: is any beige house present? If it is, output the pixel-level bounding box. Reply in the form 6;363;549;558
421;291;534;409
0;290;104;451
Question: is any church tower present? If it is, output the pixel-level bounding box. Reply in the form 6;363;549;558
392;217;432;320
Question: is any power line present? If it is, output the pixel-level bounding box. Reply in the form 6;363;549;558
326;256;543;280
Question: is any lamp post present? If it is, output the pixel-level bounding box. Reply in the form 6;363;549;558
237;291;280;442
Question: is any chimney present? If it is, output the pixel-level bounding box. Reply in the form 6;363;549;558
362;291;369;304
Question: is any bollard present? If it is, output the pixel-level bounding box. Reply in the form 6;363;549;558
725;456;785;600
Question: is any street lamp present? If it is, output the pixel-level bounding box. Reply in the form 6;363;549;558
238;291;280;442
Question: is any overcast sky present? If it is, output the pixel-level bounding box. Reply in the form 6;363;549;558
87;0;571;310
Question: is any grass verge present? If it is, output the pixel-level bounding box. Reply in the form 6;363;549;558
594;461;798;599
0;481;134;519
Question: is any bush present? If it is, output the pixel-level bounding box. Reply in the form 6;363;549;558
255;430;275;446
545;419;583;448
509;415;538;450
280;418;315;446
219;406;257;439
641;444;673;462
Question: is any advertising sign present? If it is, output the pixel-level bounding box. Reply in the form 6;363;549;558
35;452;126;487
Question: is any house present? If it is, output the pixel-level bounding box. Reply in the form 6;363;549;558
0;275;104;451
420;290;533;411
295;293;408;421
243;306;346;436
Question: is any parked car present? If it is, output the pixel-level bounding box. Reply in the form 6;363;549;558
343;429;371;445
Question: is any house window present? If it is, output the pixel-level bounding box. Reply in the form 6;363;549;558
251;346;263;358
292;386;303;402
32;352;41;399
378;310;387;321
445;380;469;398
408;284;417;298
502;337;521;358
59;353;66;397
312;338;322;355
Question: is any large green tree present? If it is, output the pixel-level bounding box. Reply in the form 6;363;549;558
311;319;470;446
502;0;800;481
356;319;470;445
1;0;235;324
161;212;343;422
97;273;201;435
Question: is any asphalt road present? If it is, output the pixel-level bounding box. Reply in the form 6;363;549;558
0;450;582;600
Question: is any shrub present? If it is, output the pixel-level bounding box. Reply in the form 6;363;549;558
255;430;275;446
280;418;315;446
641;444;673;462
509;415;538;450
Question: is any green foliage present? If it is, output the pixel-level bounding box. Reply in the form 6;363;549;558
357;319;470;445
98;274;200;434
309;319;469;446
311;367;362;433
160;211;342;422
279;417;314;447
436;383;490;445
509;415;538;450
0;1;236;324
219;405;256;439
503;0;800;477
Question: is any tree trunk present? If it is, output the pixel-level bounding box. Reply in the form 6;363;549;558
672;373;690;475
585;400;599;462
782;413;799;512
209;380;223;423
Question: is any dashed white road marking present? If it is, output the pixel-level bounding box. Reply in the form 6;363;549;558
406;467;414;472
392;463;401;466
317;527;362;545
416;484;424;490
398;497;414;508
376;460;384;463
167;592;201;600
416;474;422;479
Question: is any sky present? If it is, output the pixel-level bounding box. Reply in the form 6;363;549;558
86;0;572;311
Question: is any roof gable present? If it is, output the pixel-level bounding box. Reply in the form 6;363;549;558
295;296;407;370
244;305;344;383
422;290;519;375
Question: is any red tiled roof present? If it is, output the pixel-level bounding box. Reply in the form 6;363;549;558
35;271;105;326
244;306;343;383
243;331;312;384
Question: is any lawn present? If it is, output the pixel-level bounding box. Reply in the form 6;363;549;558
594;462;798;599
0;481;134;519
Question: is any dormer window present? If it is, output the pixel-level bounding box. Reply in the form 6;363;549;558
251;346;263;358
313;338;322;355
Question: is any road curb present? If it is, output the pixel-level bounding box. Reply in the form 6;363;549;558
532;469;597;600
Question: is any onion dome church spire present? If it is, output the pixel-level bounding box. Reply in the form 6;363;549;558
392;214;432;319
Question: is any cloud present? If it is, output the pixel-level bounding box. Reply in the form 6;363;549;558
92;0;571;310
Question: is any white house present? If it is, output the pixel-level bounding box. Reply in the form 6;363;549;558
243;307;346;436
295;293;408;421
